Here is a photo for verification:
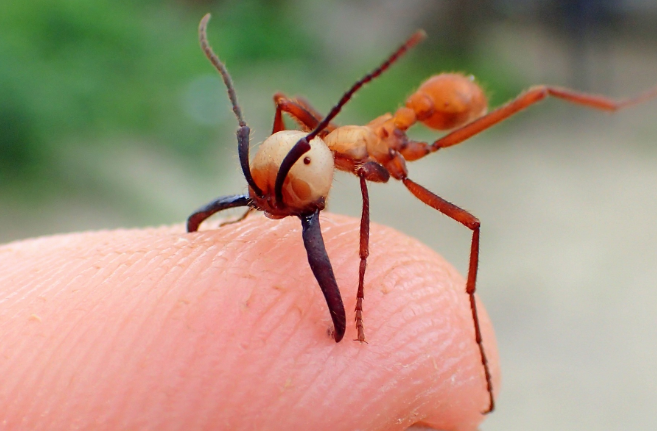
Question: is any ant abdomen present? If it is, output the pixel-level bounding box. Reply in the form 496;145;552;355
250;130;334;215
406;73;488;130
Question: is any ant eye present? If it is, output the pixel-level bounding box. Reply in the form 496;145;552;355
304;157;311;165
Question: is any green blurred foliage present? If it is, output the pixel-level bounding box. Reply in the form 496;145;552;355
0;0;316;184
0;0;523;237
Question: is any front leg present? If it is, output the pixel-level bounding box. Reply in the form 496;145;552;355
272;93;322;134
272;93;339;135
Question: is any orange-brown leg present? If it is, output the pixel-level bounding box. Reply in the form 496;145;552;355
355;174;370;342
272;92;340;135
401;84;657;160
402;177;494;414
272;92;322;133
293;95;330;126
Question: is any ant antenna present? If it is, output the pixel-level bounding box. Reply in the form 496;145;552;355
310;30;426;141
199;13;245;127
199;14;263;197
274;30;427;206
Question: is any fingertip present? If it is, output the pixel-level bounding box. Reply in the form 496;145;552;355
0;214;499;430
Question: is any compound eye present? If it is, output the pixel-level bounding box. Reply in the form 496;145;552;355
250;130;334;210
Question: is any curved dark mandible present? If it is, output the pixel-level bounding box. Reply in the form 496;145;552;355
300;210;346;342
186;194;251;232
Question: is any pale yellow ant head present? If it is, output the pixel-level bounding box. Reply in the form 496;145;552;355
250;130;334;215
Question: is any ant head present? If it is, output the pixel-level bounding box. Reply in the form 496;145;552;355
250;130;334;217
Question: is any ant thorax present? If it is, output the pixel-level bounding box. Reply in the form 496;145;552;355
249;130;334;218
324;123;407;178
324;125;375;172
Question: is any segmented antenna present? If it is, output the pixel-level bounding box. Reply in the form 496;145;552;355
199;14;263;197
309;30;426;141
274;30;427;206
199;13;246;128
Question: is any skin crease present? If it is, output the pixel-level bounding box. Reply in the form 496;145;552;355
0;213;499;431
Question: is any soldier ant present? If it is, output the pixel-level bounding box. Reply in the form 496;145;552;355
187;13;657;414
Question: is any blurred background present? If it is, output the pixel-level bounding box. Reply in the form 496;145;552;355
1;0;656;429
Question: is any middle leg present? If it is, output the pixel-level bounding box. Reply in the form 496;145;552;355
355;173;370;342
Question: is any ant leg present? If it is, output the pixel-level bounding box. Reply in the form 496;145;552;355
402;177;494;414
219;207;255;227
272;93;323;134
355;174;370;342
401;84;657;160
300;210;346;342
351;161;389;342
187;194;251;232
434;84;657;151
293;95;330;124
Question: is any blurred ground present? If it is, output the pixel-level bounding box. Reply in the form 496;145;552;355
2;2;657;430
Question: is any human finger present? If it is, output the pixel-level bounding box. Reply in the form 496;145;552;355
0;213;499;431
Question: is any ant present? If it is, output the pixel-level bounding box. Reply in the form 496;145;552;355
187;13;657;414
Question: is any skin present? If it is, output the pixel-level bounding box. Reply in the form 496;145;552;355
0;213;499;431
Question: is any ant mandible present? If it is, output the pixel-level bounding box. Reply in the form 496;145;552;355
187;13;657;414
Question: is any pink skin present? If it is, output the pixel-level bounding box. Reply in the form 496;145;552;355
0;213;499;431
